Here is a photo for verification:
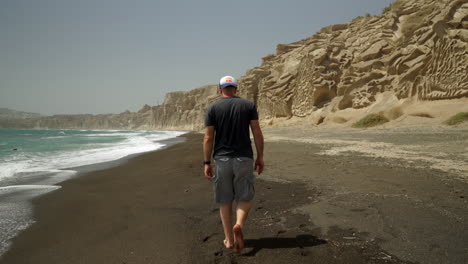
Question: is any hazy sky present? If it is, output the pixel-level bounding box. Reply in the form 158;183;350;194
0;0;394;115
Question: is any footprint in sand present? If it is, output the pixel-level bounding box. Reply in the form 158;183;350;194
276;230;286;236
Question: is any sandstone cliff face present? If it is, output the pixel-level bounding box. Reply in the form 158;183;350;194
1;0;467;130
237;0;468;120
148;85;219;130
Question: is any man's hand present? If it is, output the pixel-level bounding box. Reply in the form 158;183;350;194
203;126;215;181
255;157;264;175
250;120;264;175
204;164;213;181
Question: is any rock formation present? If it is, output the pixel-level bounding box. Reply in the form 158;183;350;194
0;86;220;130
236;0;468;120
1;0;467;130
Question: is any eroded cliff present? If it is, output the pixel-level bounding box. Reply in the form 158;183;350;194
237;0;467;119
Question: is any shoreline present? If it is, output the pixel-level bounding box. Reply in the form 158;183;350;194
0;133;187;258
65;135;187;176
1;131;466;264
0;133;205;264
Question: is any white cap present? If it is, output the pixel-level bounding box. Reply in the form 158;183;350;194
219;76;238;89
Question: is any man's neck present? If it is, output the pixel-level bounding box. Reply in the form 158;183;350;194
222;94;236;98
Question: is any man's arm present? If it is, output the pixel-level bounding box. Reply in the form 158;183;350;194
203;126;215;180
250;120;264;174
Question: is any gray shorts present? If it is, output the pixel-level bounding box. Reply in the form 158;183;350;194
213;157;255;204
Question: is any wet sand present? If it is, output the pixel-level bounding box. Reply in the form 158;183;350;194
1;131;467;264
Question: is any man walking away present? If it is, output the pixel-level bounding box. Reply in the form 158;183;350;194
203;75;264;253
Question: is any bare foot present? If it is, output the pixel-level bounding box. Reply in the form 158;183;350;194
223;239;233;249
233;224;244;253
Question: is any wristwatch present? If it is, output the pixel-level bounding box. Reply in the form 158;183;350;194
203;161;211;165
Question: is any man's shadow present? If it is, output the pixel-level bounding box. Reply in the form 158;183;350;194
243;234;327;256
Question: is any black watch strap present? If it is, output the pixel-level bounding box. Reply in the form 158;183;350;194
203;161;211;165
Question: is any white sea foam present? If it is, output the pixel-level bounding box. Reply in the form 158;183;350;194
43;136;67;139
52;137;163;169
81;133;140;137
0;185;61;193
0;185;62;256
0;201;34;256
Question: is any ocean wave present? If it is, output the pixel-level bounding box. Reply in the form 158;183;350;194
81;133;140;137
0;185;61;192
42;136;68;139
0;130;183;182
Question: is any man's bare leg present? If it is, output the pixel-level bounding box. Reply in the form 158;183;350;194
235;201;251;228
219;203;234;249
233;200;251;252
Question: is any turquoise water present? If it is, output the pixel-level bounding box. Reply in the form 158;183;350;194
1;129;135;157
0;128;185;183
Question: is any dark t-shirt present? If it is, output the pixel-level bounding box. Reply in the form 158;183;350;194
205;96;259;159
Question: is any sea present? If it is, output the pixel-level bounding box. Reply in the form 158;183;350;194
0;128;186;256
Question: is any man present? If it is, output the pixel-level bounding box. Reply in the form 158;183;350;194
203;75;264;253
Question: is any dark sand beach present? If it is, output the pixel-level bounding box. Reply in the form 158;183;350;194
1;132;467;264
